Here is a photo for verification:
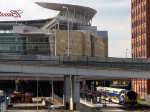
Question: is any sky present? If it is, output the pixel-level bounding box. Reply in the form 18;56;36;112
0;0;131;58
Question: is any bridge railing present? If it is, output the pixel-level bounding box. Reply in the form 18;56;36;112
0;54;150;70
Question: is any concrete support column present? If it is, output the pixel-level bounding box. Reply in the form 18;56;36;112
63;75;70;109
73;76;80;110
83;80;86;89
63;75;80;110
15;80;19;92
70;75;74;110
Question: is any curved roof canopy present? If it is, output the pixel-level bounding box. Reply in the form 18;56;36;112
35;2;97;19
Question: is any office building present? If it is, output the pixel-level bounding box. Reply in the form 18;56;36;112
131;0;148;98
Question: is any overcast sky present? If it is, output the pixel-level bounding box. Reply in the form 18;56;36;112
0;0;131;58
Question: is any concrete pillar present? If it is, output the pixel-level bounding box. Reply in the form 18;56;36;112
73;76;80;110
63;75;70;109
15;80;19;92
63;75;80;110
83;80;86;89
70;75;74;110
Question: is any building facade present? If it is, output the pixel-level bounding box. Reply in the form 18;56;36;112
0;2;108;95
131;0;149;98
0;2;108;58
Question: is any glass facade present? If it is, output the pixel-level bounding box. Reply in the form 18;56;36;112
0;33;50;55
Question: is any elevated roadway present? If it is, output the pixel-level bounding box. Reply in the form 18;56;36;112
0;55;150;79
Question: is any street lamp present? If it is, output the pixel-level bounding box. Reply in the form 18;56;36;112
63;6;70;56
36;77;39;112
126;49;128;58
51;76;54;101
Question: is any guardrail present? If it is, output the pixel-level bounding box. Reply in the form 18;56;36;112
0;54;150;70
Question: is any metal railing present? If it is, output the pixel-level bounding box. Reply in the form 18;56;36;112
0;54;150;70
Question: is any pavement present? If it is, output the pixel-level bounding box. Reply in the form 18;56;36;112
80;99;150;112
6;97;78;112
80;99;125;111
6;97;150;112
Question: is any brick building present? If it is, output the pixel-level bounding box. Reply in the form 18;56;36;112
131;0;150;98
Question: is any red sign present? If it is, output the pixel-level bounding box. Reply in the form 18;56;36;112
0;10;23;18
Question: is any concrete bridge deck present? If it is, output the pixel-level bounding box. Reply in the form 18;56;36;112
1;55;150;71
0;55;150;79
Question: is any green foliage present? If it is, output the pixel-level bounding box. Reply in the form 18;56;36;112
137;97;145;103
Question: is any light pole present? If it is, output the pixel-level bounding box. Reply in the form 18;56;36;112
126;49;128;58
63;6;70;56
51;76;54;101
36;77;39;112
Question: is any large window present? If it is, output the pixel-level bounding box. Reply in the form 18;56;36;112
139;85;146;92
0;34;51;55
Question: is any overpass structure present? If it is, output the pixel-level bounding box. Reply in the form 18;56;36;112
0;55;150;77
0;55;150;110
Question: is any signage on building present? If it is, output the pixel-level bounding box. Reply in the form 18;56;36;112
0;10;23;18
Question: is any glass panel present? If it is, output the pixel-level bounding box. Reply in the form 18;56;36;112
0;34;52;55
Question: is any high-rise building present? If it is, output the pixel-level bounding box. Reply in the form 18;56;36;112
131;0;149;98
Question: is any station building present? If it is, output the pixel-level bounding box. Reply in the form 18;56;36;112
0;2;108;57
0;2;108;96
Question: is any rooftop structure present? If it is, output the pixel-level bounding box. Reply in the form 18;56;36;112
0;2;97;31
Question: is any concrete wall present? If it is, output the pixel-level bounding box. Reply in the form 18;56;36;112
102;37;108;57
55;29;108;57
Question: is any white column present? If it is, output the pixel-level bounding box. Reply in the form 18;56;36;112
57;21;59;30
